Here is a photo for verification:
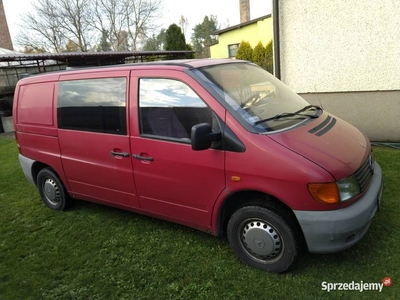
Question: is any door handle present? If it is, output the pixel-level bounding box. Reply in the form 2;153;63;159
132;154;154;162
110;151;130;157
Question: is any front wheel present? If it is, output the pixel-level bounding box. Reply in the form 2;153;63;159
227;205;300;273
37;168;71;211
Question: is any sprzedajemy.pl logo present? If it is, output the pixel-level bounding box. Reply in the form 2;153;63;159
321;277;392;293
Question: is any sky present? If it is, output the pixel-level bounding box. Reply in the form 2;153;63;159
2;0;272;50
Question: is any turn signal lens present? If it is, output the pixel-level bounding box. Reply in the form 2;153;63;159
308;183;340;204
231;176;241;182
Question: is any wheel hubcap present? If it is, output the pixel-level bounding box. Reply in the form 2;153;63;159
43;179;61;205
241;220;282;259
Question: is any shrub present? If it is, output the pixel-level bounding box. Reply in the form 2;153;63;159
185;44;195;59
252;41;267;69
265;40;273;74
235;40;253;62
165;24;186;51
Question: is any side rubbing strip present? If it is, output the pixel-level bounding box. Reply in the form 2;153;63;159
308;115;332;133
315;118;336;136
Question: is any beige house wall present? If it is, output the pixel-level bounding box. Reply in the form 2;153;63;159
300;91;400;142
277;1;400;142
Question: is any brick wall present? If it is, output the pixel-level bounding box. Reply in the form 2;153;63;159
240;0;250;23
0;0;14;50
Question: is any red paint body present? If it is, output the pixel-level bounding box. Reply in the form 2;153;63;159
13;60;374;237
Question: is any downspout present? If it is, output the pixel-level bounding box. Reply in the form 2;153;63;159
273;0;281;79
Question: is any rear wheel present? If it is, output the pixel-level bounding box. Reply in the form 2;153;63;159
227;205;300;273
37;168;71;211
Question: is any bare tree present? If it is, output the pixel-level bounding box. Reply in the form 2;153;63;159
91;0;162;51
178;15;189;38
17;0;64;52
92;0;128;51
17;0;94;52
16;0;163;52
57;0;94;51
124;0;162;50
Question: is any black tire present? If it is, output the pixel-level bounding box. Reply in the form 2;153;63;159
227;205;300;273
37;168;71;211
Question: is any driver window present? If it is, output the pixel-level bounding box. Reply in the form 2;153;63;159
139;78;213;141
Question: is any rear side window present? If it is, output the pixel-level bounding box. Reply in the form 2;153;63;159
58;77;127;135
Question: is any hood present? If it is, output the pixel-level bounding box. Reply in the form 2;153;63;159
269;112;370;180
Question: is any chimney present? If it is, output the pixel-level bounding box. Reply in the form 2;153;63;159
0;0;14;50
240;0;250;23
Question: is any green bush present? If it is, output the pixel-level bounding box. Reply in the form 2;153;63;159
185;44;195;59
265;40;273;74
236;40;273;74
165;24;186;51
235;40;253;62
252;41;266;69
250;40;273;74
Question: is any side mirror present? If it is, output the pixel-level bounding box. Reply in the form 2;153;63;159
191;123;221;150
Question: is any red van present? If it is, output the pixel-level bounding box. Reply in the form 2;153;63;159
13;59;383;273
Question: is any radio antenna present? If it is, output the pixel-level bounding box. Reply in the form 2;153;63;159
314;85;324;110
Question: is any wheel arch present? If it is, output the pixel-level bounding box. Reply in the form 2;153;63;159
216;190;305;244
36;167;72;210
31;161;51;186
31;162;69;194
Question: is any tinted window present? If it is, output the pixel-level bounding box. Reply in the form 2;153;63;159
139;78;213;140
58;78;127;135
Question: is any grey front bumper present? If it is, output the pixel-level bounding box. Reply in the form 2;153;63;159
294;163;383;253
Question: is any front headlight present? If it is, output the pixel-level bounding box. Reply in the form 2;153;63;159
336;175;361;202
308;175;362;204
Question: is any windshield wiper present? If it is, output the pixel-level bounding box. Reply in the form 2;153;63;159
294;105;321;114
254;105;321;125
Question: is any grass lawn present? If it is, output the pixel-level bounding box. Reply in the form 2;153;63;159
0;134;399;299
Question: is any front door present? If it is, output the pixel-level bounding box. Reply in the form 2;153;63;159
57;72;139;208
129;72;225;226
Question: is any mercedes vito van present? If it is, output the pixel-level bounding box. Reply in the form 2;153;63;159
13;59;383;273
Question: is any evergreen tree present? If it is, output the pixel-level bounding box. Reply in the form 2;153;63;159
165;24;186;50
235;41;253;62
191;16;219;58
143;29;166;51
252;41;267;69
185;44;195;59
265;40;274;74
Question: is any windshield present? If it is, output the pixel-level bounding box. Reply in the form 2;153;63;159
197;62;319;133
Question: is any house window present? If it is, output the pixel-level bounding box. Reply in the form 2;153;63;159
228;44;240;58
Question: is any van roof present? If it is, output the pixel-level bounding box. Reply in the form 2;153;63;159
16;58;246;84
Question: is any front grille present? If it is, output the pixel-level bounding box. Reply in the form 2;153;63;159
354;155;374;192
